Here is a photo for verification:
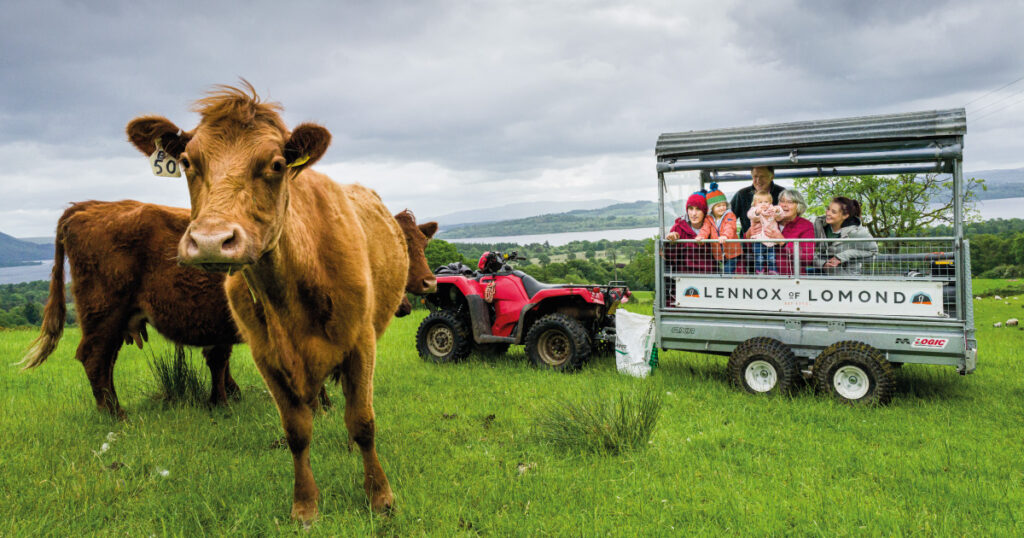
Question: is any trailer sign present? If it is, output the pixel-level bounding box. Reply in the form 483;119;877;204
674;277;946;317
911;337;949;349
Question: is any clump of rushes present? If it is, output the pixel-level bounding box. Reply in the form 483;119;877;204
535;385;663;455
148;345;206;406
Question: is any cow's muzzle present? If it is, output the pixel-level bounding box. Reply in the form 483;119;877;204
416;276;437;295
179;219;254;271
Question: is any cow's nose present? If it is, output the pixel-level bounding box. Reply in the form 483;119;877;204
420;276;437;294
181;223;248;264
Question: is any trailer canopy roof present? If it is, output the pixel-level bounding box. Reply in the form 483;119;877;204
656;108;966;178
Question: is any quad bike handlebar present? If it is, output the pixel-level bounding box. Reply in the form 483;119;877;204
478;250;523;273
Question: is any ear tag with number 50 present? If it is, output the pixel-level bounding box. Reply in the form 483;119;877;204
149;138;181;178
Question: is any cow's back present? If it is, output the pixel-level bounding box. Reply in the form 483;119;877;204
342;182;408;335
286;173;407;339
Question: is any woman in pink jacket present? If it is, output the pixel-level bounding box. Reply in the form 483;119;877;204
761;189;815;275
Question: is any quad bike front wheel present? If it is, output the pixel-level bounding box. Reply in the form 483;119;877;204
416;310;473;363
524;313;591;372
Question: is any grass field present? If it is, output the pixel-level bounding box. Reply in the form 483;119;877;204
1;286;1023;536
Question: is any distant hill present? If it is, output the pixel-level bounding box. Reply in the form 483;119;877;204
434;167;1024;240
0;232;53;267
436;201;659;239
968;167;1024;200
429;199;620;227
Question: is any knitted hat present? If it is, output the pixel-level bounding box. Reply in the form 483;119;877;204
686;190;708;213
706;182;728;209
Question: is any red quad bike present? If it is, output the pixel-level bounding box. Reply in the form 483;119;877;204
416;251;631;371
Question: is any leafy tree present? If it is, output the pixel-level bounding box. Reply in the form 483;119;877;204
585;249;596;259
622;238;655;290
423;239;467;271
794;173;985;238
22;302;41;325
537;254;551;266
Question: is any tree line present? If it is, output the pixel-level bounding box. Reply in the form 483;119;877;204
0;281;75;328
3;217;1023;328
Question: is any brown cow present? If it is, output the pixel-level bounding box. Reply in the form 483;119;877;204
20;200;238;416
20;201;437;418
126;82;406;519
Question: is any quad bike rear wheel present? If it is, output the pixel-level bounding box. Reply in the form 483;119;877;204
727;337;799;395
814;341;895;405
524;313;591;372
416;310;472;363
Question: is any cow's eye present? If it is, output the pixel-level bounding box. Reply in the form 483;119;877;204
180;157;191;170
271;160;284;173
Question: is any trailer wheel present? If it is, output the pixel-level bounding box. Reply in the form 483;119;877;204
814;341;895;405
525;313;591;372
727;337;799;395
416;310;473;363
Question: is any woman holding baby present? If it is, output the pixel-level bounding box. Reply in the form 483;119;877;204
743;187;816;275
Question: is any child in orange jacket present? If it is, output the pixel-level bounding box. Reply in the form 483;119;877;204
705;183;741;273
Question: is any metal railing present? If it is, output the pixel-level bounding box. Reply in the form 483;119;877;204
658;237;961;319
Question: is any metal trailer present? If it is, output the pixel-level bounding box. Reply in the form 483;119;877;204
654;108;976;404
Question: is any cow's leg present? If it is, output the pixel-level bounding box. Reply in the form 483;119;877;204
75;319;125;417
340;340;393;513
202;345;238;405
261;371;319;522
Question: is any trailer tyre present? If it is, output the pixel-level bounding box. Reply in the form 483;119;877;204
814;341;895;405
416;310;473;364
727;337;799;395
525;313;591;372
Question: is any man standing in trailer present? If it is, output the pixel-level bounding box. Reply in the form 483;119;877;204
731;166;786;239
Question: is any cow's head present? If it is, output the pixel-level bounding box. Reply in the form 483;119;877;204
394;210;438;295
126;82;330;272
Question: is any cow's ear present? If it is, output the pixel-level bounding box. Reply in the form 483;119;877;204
419;222;438;239
285;123;331;170
126;116;190;158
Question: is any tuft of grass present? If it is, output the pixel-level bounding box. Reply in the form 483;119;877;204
148;345;207;406
534;384;663;455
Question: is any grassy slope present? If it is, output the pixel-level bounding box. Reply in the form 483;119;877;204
1;289;1023;536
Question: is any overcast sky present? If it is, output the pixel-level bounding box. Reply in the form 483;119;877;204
2;0;1023;237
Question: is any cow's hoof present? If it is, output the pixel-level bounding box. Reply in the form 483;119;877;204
290;501;319;524
371;487;394;514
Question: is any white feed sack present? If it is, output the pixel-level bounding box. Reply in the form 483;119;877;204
615;310;656;378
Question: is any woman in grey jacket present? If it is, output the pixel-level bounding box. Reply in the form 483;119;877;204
813;196;878;275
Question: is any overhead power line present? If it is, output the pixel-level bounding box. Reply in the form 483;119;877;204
969;85;1024;114
963;74;1024;107
972;94;1024;123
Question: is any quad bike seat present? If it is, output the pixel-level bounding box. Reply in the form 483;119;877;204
513;270;570;299
435;262;476;276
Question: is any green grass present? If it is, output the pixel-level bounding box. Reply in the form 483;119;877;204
1;283;1023;535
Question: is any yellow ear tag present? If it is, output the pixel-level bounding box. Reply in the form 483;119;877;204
148;138;182;178
287;154;310;168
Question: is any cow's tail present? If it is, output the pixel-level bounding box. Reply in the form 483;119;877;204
19;227;68;370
